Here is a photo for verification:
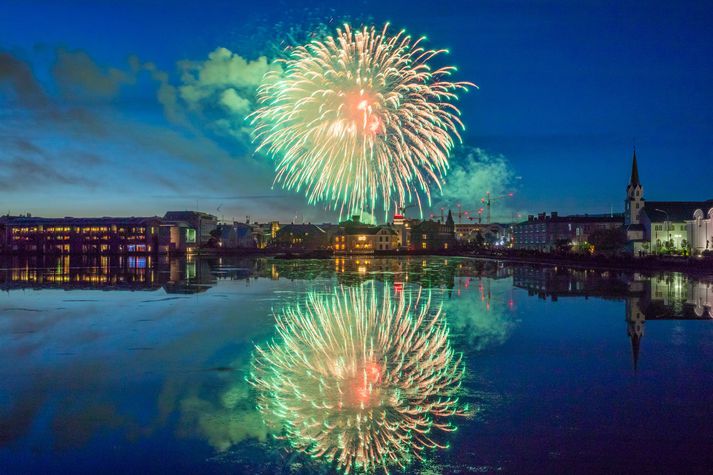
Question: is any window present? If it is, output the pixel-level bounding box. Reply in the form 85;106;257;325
185;228;197;243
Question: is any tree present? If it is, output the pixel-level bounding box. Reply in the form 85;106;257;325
555;238;571;253
588;228;627;254
473;231;485;248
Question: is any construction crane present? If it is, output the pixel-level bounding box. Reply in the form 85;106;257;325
480;192;514;224
464;208;484;224
397;204;416;217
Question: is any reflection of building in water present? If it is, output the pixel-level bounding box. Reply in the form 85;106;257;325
513;266;712;369
624;274;713;370
250;284;467;474
625;281;646;371
331;256;510;289
0;256;228;294
512;266;630;300
0;255;162;291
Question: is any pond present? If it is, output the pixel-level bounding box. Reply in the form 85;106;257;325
1;256;712;473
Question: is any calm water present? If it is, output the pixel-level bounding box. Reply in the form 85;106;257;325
1;256;712;474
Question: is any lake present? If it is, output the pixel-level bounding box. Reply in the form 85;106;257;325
1;256;712;474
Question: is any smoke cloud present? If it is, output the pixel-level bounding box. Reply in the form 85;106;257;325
175;47;281;140
438;147;519;222
443;278;518;351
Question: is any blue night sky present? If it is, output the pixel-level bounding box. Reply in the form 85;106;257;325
1;0;712;222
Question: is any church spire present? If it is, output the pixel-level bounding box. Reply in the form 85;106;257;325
630;332;641;372
629;148;640;187
446;209;454;228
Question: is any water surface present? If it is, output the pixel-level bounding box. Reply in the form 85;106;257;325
1;256;712;473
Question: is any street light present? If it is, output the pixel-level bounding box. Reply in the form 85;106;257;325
653;208;671;248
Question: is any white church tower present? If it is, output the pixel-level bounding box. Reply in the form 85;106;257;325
624;149;644;226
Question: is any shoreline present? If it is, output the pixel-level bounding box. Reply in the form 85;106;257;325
1;248;711;277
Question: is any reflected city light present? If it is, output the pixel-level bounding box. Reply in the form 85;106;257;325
250;283;467;474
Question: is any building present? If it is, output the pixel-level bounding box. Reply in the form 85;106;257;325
512;212;623;251
252;221;280;249
623;150;713;254
272;223;329;250
158;220;197;254
333;216;399;254
409;210;456;251
455;222;511;246
0;215;161;254
454;223;482;242
686;207;713;254
163;211;218;248
392;214;419;249
217;222;256;249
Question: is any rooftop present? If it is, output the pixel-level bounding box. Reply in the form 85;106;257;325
643;200;713;222
0;216;161;226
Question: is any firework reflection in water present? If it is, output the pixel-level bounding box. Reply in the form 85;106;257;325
250;283;468;474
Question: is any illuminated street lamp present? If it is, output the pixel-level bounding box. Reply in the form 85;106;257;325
653;208;672;248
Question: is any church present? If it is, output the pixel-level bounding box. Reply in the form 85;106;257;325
624;150;713;255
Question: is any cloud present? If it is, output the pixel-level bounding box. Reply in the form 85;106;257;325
219;88;251;114
443;278;518;351
0;49;262;197
0;51;48;107
438;147;519;221
174;47;280;140
52;49;136;100
177;381;268;452
0;138;98;191
0;47;318;220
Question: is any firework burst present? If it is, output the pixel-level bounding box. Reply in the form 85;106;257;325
251;23;474;219
249;284;467;474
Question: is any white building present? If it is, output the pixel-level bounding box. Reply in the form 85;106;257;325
686;207;713;254
624;150;713;254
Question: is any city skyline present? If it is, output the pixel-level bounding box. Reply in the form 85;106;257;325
1;0;712;222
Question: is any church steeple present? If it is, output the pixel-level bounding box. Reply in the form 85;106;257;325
625;149;644;226
446;209;454;227
629;148;640;187
629;331;641;372
626;296;645;372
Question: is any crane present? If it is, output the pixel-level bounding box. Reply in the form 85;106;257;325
462;208;484;224
397;203;416;217
481;192;514;224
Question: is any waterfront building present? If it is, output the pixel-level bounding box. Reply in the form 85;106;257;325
158;220;197;254
392;214;419;249
454;222;511;246
272;223;329;250
686;207;713;254
251;221;280;249
623;151;713;254
163;211;217;247
0;215;161;254
333;216;399;254
217;222;256;249
512;212;623;251
454;223;481;241
409;210;456;251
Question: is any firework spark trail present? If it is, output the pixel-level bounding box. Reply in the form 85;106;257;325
249;283;468;474
251;24;474;220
